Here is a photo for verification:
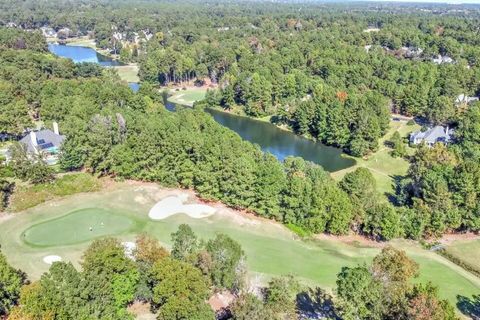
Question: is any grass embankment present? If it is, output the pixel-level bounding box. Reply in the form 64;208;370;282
167;88;207;106
331;120;421;195
0;183;479;307
63;37;97;49
442;239;480;277
9;173;101;212
114;64;140;83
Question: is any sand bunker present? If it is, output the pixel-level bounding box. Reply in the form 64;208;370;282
148;195;216;220
43;255;62;265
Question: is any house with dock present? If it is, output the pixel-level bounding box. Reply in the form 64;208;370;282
410;125;452;146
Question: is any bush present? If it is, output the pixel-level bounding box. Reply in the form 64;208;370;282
8;173;101;212
285;223;311;238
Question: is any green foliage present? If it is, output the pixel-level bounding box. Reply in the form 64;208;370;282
0;180;14;210
336;247;458;320
264;275;300;319
206;234;245;291
0;28;46;52
9;143;54;184
13;239;139;320
390;131;407;158
151;258;214;320
340;167;378;229
336;265;384;320
0;249;25;317
9;173;101;212
170;224;199;261
231;293;269;320
363;203;402;241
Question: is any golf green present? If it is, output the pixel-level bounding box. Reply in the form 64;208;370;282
22;208;136;247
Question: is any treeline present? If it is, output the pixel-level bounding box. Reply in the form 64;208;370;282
138;3;480;155
0;228;460;320
204;85;390;157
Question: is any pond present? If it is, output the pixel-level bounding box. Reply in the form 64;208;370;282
48;43;124;66
205;108;355;172
165;96;355;172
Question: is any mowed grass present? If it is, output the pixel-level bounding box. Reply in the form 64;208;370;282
0;183;478;308
168;88;207;106
65;37;96;49
331;120;421;195
23;208;138;247
113;64;140;83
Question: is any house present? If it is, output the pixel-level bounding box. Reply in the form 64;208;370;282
455;94;479;105
400;46;423;58
208;291;235;320
410;125;452;146
40;26;57;38
432;55;454;64
19;122;65;164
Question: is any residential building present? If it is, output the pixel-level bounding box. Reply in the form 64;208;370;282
19;122;65;164
410;125;453;146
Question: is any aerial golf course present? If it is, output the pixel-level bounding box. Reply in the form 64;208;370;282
0;181;479;307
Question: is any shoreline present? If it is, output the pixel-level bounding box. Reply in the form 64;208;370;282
47;38;140;83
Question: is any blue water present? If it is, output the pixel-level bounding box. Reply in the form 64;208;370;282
48;43;124;67
128;83;140;92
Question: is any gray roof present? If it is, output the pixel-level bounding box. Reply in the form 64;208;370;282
410;126;452;144
455;94;479;104
20;129;65;153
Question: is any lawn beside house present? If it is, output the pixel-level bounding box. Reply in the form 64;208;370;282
331;119;421;196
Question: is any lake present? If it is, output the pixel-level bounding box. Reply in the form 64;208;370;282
165;96;355;172
205;108;355;172
48;43;124;66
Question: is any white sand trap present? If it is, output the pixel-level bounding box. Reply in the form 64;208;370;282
122;241;136;260
149;196;216;220
43;255;62;265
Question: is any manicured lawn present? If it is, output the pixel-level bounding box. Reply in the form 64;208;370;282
331;120;421;196
168;88;207;106
23;208;137;247
114;64;140;82
64;37;96;49
0;183;478;308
